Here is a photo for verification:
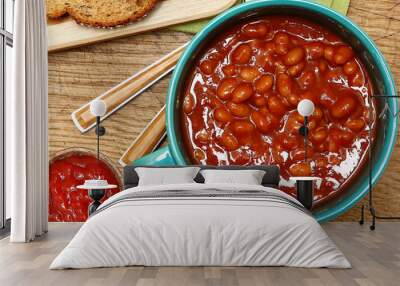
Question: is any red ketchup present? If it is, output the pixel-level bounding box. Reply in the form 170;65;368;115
49;152;121;222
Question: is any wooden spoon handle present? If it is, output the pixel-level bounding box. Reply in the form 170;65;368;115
119;106;166;166
71;43;187;133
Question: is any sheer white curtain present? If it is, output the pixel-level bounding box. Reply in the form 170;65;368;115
7;0;48;242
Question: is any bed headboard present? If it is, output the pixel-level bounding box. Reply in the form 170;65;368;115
123;165;280;190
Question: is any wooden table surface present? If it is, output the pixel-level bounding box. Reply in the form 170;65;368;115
48;0;400;221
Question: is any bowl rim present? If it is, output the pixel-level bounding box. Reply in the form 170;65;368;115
166;0;398;221
50;147;123;188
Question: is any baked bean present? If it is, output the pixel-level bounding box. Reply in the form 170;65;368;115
231;150;251;164
329;154;341;165
274;32;290;45
330;96;357;118
278;133;299;150
275;60;287;73
328;140;339;152
227;101;251;117
232;82;254;103
298;71;316;90
222;64;237;76
249;39;264;50
285;114;302;134
183;95;195;114
318;60;328;73
288;61;305;77
258;108;280;129
343;60;358;75
311;127;328;142
258;106;269;115
284;47;305;66
195;130;209;142
319;90;337;108
232;120;255;135
290;149;306;161
274;43;289;55
324;45;334;62
315;156;328;168
329;126;353;146
251;110;273;133
333;45;353;65
209;96;223;108
287;94;300;106
293;111;304;123
315;142;328;152
268;95;287;116
272;148;284;164
291;37;301;46
280;96;291;107
194;149;206;161
264;41;275;53
208;51;223;61
305;42;324;59
308;119;317;130
312;107;323;120
289;162;312;176
350;72;364;86
300;90;318;103
326;70;348;86
277;73;292;97
214;107;232;123
294;146;314;160
199;59;217;75
339;130;354;145
240;66;260;81
274;33;289;55
219;132;239;151
251;93;268;107
328;126;341;142
255;74;274;93
238;135;254;147
231;43;252;64
345;118;365;132
217;78;237;100
350;105;364;119
242;21;269;38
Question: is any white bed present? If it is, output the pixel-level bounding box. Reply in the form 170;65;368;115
50;183;350;269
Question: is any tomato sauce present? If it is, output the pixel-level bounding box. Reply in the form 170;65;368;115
49;152;121;222
181;16;376;205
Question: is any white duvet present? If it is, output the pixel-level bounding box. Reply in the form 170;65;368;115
50;183;350;269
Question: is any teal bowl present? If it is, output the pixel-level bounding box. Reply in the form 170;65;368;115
134;0;398;222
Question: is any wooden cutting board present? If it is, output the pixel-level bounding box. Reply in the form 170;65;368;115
47;0;236;52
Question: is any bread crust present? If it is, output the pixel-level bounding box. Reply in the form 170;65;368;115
46;0;69;19
46;0;159;28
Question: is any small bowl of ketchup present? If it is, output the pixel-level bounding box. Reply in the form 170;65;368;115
134;0;398;222
49;148;122;222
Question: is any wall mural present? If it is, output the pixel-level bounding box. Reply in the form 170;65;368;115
47;0;399;222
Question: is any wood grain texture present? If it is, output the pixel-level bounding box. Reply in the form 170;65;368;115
48;0;400;221
71;44;185;132
1;222;400;285
47;0;236;52
119;105;166;166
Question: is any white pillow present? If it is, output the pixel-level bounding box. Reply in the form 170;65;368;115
200;169;265;185
136;167;200;186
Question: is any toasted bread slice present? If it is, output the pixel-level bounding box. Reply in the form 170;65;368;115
46;0;69;19
46;0;158;27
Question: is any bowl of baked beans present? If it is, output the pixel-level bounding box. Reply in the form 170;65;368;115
135;0;398;221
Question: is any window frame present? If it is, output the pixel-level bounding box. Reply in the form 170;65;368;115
0;0;14;232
